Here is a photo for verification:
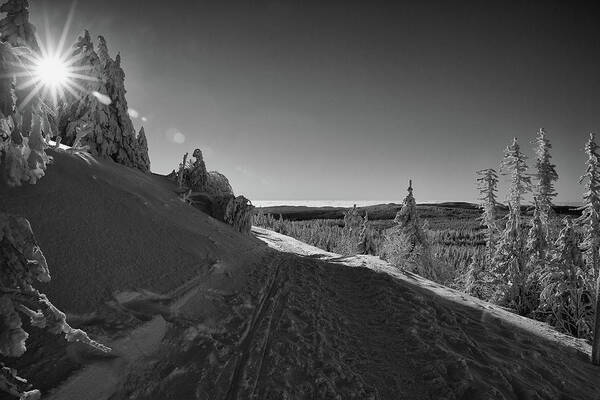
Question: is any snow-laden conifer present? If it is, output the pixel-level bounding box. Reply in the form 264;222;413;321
524;197;550;311
532;128;558;223
465;254;488;299
492;204;532;314
576;133;600;364
381;180;436;280
357;211;376;255
476;168;499;257
501;137;531;211
492;138;532;315
539;218;594;339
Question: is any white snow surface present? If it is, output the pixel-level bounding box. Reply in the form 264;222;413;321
254;226;591;356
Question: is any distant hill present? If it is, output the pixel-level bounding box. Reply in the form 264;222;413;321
258;201;581;221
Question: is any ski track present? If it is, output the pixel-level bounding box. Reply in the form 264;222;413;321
224;257;284;400
79;227;600;400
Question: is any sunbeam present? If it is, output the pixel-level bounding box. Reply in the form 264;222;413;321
12;2;93;107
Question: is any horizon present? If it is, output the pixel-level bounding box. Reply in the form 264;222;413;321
251;199;584;208
31;0;600;203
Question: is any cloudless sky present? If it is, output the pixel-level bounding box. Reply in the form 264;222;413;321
30;0;600;203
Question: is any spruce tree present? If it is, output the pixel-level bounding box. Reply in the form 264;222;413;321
532;128;558;224
476;168;499;258
576;133;600;364
501;137;531;211
465;254;487;299
539;218;593;339
524;197;549;311
382;180;436;280
492;137;531;314
492;204;531;314
357;211;375;255
343;204;362;232
58;33;151;173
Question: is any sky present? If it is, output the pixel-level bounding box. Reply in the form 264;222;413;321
30;0;600;203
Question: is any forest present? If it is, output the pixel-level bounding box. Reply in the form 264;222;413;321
255;129;600;363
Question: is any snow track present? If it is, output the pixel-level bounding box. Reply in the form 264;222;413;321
225;256;286;400
111;228;600;400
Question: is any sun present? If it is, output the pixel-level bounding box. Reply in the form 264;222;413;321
6;3;96;108
34;55;69;88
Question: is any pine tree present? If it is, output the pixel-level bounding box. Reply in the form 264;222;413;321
136;127;151;172
493;137;532;315
465;254;487;299
524;197;550;311
224;196;255;234
476;168;499;258
188;148;208;191
576;133;600;364
343;204;362;232
357;211;375;255
539;218;594;339
177;152;188;188
393;180;427;246
492;204;531;314
382;180;436;280
532;128;558;223
0;0;38;51
57;33;151;172
501;137;531;211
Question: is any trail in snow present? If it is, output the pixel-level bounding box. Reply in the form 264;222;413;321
110;227;600;400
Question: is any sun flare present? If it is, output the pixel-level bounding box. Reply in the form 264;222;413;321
34;55;69;88
6;4;96;108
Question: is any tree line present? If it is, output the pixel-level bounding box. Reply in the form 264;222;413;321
471;129;600;364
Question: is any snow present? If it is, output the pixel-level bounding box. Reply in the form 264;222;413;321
3;151;600;399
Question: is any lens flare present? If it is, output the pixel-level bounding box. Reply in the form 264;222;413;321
5;2;97;108
34;56;68;88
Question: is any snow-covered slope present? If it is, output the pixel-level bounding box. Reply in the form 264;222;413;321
0;149;263;312
2;151;599;399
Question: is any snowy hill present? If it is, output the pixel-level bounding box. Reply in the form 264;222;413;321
1;150;599;399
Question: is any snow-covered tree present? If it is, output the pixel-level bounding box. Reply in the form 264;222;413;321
177;152;188;188
524;197;550;311
501;137;531;211
539;218;594;339
188;149;208;191
492;137;533;315
338;205;362;254
57;32;150;173
465;254;488;299
382;180;436;280
357;212;376;255
0;215;110;399
205;171;234;198
175;149;208;192
343;204;362;233
576;133;600;364
476;168;499;257
532;128;558;223
492;204;533;314
0;0;38;50
224;196;255;234
136;127;151;172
